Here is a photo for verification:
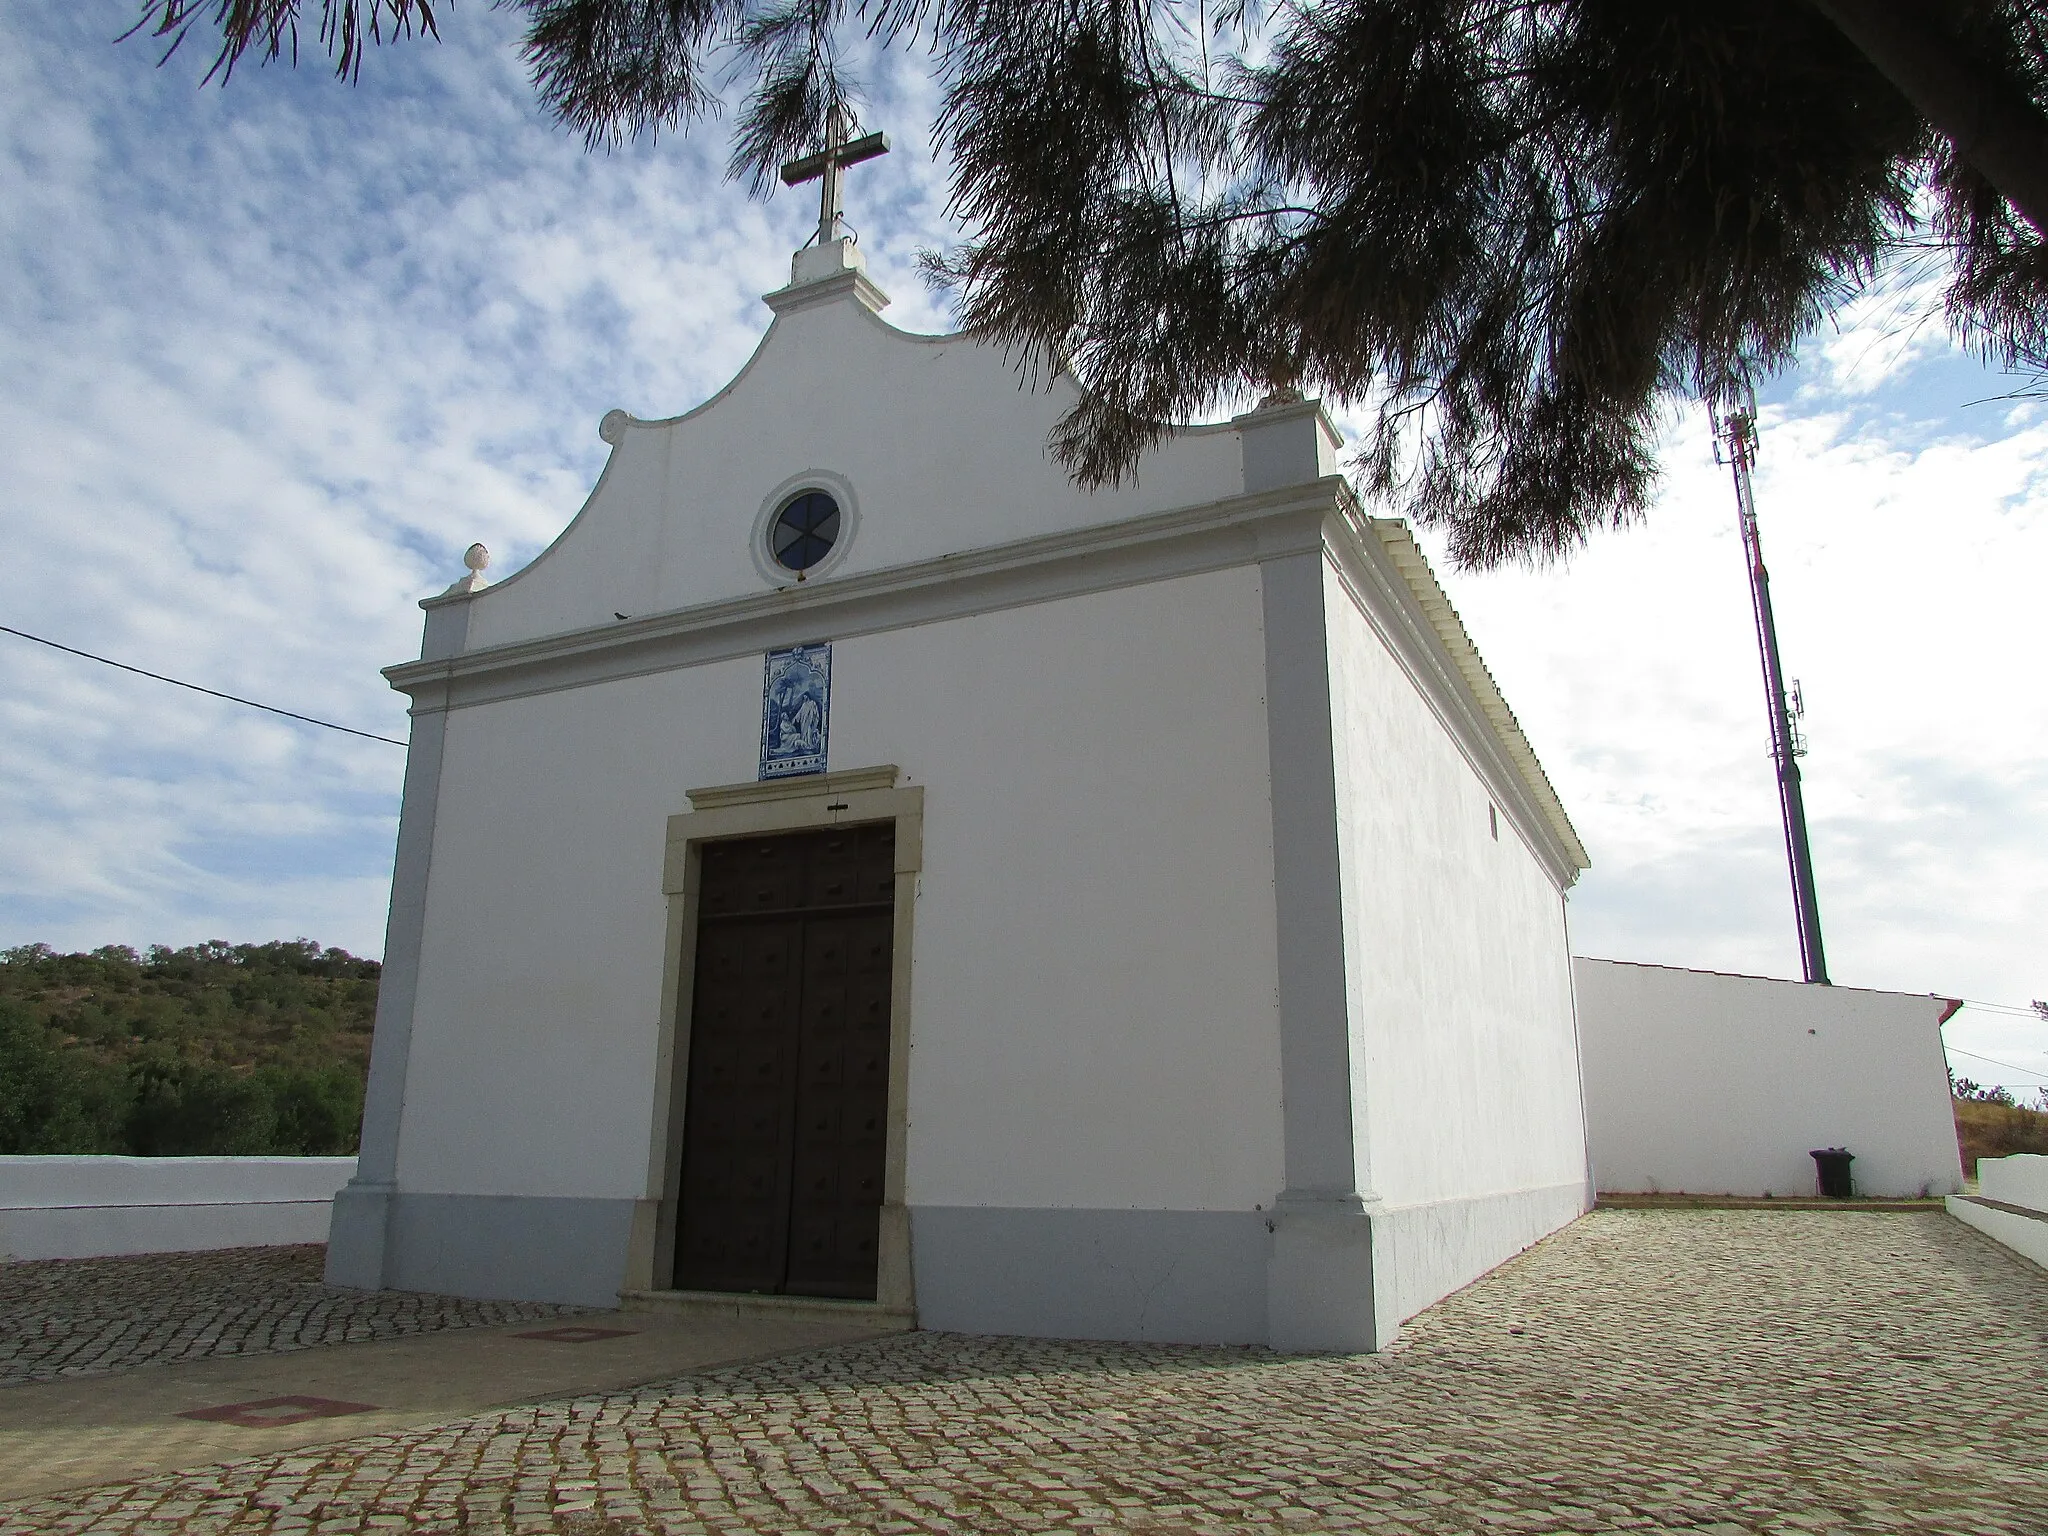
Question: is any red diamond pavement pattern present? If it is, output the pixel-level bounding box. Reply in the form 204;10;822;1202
174;1396;377;1429
510;1326;640;1344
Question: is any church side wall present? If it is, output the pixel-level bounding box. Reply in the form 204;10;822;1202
1320;563;1589;1336
387;564;1286;1324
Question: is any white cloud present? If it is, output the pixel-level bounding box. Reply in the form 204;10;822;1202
1420;375;2048;1092
1802;252;1957;398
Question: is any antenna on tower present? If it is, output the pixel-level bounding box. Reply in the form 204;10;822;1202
1710;384;1829;984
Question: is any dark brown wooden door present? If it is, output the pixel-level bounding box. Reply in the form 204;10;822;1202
673;823;895;1298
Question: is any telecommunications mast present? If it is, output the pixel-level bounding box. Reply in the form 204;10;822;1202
1710;388;1829;984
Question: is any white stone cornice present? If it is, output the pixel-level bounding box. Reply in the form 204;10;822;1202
385;479;1338;712
762;266;892;317
1319;504;1589;888
383;472;1586;888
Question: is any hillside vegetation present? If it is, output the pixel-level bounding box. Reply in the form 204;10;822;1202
0;941;377;1156
1953;1079;2048;1177
4;940;2042;1174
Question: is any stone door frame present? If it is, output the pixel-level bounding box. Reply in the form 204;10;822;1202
626;764;922;1317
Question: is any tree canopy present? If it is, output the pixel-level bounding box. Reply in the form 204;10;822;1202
130;0;2048;565
0;939;376;1155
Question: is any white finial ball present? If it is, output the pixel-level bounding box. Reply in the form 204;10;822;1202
464;543;490;574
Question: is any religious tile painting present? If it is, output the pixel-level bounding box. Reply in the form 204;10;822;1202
760;642;832;779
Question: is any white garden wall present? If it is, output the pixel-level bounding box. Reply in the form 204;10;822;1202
1575;959;1963;1198
1947;1154;2048;1270
1978;1153;2048;1210
0;1156;355;1261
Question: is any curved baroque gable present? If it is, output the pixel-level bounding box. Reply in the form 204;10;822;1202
460;287;1243;651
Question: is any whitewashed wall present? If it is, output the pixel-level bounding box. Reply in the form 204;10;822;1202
1321;564;1589;1330
864;569;1285;1214
361;259;1315;1316
397;563;1284;1212
0;1156;354;1261
357;265;1586;1338
1575;958;1963;1197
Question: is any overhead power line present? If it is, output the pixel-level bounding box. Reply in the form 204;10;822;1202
1;623;406;747
1946;1046;2048;1082
1952;999;2048;1022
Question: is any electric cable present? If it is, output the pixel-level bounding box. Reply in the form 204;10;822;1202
1945;1046;2048;1081
1951;999;2048;1021
1;623;406;747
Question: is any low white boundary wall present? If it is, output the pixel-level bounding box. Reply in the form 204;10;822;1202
1948;1154;2048;1270
0;1156;356;1261
1575;958;1964;1198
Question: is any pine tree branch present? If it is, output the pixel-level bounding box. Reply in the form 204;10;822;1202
1807;0;2048;236
128;0;438;82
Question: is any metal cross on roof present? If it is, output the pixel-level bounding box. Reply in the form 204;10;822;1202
780;106;890;250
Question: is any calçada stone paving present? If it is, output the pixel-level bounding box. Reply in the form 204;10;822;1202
1;1211;2042;1534
0;1245;584;1387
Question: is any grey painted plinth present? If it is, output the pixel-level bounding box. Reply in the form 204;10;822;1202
324;1181;394;1289
910;1206;1271;1345
907;1193;1586;1351
1266;1185;1591;1352
368;1193;639;1307
1266;1196;1380;1352
329;1186;1586;1334
1366;1181;1590;1338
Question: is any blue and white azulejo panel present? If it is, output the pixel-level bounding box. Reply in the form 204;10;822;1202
759;642;831;779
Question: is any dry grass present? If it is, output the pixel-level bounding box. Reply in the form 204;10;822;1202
1954;1095;2048;1176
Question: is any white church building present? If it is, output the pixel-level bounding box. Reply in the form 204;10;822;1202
327;229;1594;1353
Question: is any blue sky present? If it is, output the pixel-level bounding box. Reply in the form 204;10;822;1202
2;5;2043;1094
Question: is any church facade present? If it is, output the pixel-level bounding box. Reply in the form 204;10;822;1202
327;237;1593;1352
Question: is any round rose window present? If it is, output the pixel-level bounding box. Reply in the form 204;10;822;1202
770;490;841;573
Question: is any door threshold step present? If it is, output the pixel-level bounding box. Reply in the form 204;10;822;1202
618;1289;916;1329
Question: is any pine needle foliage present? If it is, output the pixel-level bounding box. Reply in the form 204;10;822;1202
128;0;2048;567
129;0;442;81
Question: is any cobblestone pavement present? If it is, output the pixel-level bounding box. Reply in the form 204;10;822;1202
0;1247;586;1386
3;1212;2043;1535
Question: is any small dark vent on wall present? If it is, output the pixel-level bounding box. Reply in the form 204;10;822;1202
1489;804;1499;841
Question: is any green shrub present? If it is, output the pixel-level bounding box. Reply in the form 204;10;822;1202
125;1055;280;1155
0;941;377;1157
264;1063;366;1156
0;999;134;1153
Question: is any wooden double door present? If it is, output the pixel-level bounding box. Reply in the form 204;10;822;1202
672;823;895;1299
